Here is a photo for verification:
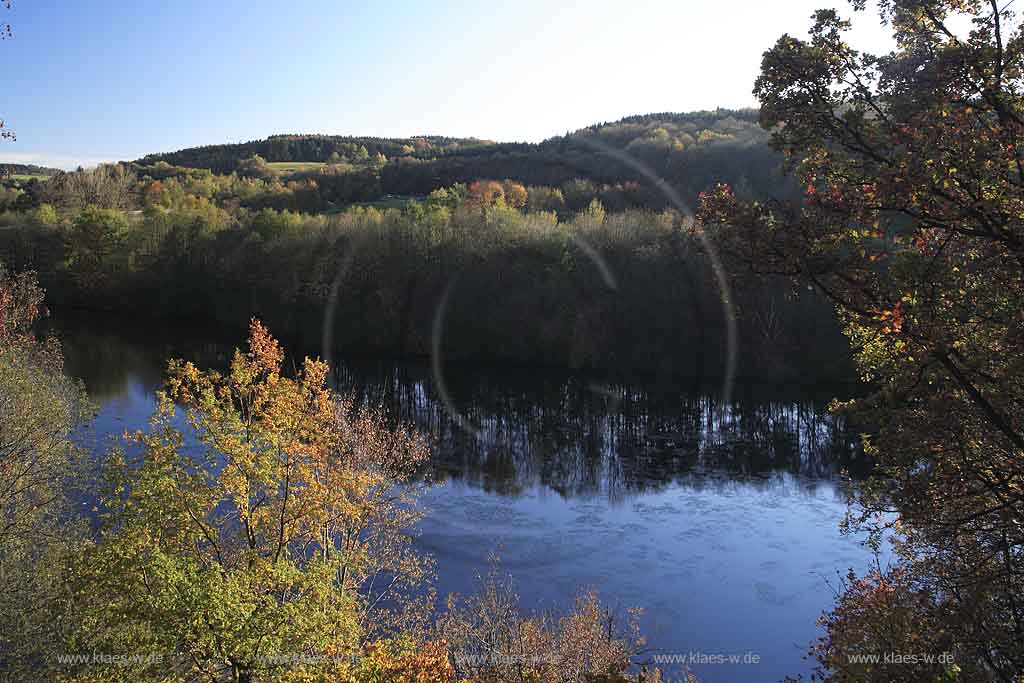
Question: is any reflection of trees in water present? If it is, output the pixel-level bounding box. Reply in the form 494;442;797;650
55;324;162;401
51;312;240;402
51;312;863;503
334;362;865;501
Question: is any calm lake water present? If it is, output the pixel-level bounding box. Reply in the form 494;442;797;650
54;311;874;683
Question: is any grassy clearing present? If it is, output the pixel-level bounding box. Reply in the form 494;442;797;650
350;195;420;210
266;161;327;174
319;196;422;214
7;174;52;182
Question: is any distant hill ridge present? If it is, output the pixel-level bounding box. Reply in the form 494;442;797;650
137;133;495;172
135;108;791;206
137;108;763;168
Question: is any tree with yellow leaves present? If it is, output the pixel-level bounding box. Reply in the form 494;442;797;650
69;320;431;683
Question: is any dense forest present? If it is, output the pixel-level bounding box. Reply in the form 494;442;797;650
135;109;795;210
0;111;848;381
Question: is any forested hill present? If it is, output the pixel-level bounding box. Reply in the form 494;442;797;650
0;163;61;178
0;107;847;381
137;109;794;207
138;134;492;172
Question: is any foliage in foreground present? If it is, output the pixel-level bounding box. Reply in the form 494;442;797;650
700;0;1024;680
64;319;432;682
439;565;685;683
0;272;664;682
0;265;91;681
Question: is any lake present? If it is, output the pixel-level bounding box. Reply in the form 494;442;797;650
53;311;874;683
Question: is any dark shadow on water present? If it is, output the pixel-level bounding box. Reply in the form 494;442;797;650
51;308;867;504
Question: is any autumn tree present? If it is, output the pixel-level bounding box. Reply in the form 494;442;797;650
142;179;167;208
0;265;89;546
466;180;505;208
500;180;528;210
699;1;1024;678
0;265;91;679
70;320;432;682
438;564;680;683
237;154;275;181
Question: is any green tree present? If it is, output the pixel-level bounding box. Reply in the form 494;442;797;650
699;1;1024;678
526;185;565;213
64;206;130;292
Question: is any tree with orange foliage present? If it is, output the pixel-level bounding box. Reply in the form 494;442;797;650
466;180;505;208
71;321;432;682
501;180;528;210
143;179;166;208
438;565;681;683
352;639;454;683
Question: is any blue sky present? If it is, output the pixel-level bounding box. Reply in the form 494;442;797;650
1;0;895;169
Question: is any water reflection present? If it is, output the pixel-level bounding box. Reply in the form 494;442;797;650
55;311;865;505
51;310;872;683
335;360;864;502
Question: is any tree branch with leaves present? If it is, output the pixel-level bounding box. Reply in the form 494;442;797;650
699;1;1024;679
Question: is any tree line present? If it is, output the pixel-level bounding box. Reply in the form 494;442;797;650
0;173;852;382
